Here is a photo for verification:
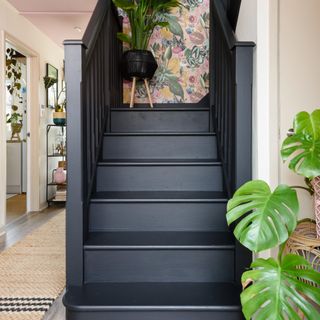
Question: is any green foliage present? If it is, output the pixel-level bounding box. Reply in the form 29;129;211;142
241;255;320;320
6;105;23;124
281;110;320;180
43;76;66;111
227;180;299;253
43;76;57;90
113;0;182;50
6;48;23;99
228;109;320;319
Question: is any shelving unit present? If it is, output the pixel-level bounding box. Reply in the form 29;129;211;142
46;124;67;205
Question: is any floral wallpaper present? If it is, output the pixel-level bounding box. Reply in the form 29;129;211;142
122;0;210;104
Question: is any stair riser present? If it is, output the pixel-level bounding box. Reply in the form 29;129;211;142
111;110;210;133
85;250;234;283
103;135;217;160
67;310;242;320
89;202;228;232
96;166;223;192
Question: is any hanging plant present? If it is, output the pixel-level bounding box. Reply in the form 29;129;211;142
6;48;23;101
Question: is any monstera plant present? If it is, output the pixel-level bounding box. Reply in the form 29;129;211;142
227;109;320;319
281;110;320;237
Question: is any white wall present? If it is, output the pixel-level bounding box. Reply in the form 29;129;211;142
237;0;319;222
0;0;64;229
278;0;320;219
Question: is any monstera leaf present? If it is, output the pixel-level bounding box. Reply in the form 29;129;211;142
227;180;299;252
241;254;320;320
281;110;320;179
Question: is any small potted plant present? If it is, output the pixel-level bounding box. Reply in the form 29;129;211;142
113;0;182;108
44;76;66;126
6;105;23;141
225;109;320;319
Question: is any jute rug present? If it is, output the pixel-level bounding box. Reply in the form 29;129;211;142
0;212;65;320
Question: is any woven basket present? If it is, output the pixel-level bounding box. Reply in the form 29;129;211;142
285;220;320;272
312;177;320;238
285;220;320;319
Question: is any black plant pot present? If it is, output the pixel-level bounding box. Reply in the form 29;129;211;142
122;50;158;80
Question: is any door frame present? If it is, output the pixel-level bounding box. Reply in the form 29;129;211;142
0;31;40;231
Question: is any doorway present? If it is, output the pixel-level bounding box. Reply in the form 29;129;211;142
5;44;27;224
0;32;41;230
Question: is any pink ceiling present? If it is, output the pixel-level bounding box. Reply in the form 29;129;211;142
7;0;98;46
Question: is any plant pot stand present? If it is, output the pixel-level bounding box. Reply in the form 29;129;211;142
122;50;158;109
130;77;153;109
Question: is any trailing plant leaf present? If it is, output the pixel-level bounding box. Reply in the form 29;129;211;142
241;254;320;320
281;110;320;179
227;180;299;252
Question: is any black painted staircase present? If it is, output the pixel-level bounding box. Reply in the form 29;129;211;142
63;1;255;319
63;107;243;319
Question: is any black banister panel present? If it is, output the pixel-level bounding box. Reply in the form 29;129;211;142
211;0;237;50
64;0;122;287
83;0;111;50
211;0;255;285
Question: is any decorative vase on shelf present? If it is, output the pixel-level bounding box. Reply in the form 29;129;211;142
53;167;66;184
53;111;66;126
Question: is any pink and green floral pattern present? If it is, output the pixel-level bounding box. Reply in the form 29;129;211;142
123;0;210;104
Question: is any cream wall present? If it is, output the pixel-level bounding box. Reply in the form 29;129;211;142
0;0;64;229
278;0;320;219
237;0;319;222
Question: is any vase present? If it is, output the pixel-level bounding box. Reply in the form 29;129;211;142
53;111;66;126
312;177;320;238
54;167;66;184
122;50;158;80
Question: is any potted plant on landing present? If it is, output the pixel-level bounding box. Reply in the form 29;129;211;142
6;105;23;141
43;76;66;126
226;110;320;319
112;0;182;108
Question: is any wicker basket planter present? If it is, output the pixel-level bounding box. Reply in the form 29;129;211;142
312;177;320;238
285;220;320;272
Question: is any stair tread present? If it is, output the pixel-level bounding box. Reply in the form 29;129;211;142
91;191;228;202
64;282;241;311
111;106;210;111
84;232;234;249
104;132;216;136
98;159;221;165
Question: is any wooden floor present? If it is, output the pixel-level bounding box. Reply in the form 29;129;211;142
0;204;66;319
6;193;26;225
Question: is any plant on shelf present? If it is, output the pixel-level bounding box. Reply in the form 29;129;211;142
112;0;182;108
44;76;66;126
6;105;23;141
226;109;320;319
